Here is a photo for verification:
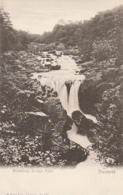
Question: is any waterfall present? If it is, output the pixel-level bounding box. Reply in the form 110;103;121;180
57;79;92;148
57;80;82;117
68;80;81;116
32;54;99;165
33;53;96;149
58;80;69;111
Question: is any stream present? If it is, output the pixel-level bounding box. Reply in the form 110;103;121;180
32;53;102;168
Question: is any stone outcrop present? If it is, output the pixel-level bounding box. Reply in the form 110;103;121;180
1;43;90;167
77;57;123;165
50;64;61;70
72;111;96;135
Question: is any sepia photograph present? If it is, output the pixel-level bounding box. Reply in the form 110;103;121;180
0;0;123;194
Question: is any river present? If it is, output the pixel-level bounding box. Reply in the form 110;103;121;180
32;53;103;168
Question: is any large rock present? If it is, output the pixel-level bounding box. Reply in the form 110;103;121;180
78;67;118;114
42;97;72;151
50;65;61;70
78;79;99;114
62;143;88;165
75;57;123;165
44;97;67;123
16;111;52;135
72;111;96;135
14;95;72;151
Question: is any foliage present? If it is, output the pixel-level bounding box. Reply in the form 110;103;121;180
91;39;117;62
0;7;15;52
29;5;123;62
0;7;30;52
93;84;123;165
1;5;123;61
0;134;68;166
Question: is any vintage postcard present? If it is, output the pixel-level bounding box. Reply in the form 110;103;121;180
0;0;123;194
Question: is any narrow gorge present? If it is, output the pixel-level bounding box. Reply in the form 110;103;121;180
1;5;123;168
32;54;98;167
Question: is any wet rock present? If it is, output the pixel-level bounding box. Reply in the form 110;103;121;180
78;80;98;114
50;65;61;70
25;111;48;117
62;115;73;143
16;112;51;135
64;50;70;55
72;111;96;135
65;80;72;96
79;67;88;74
62;144;88;165
55;51;62;57
44;97;67;122
33;97;45;110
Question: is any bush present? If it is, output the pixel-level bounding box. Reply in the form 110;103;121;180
91;39;117;62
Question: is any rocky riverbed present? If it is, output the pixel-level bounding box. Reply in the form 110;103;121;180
0;44;88;167
72;53;123;166
1;42;123;167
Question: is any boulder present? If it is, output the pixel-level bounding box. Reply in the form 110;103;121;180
79;67;88;74
44;97;67;123
50;65;61;70
55;51;62;55
62;143;88;164
45;64;51;69
76;59;84;64
16;111;51;135
25;111;47;117
64;50;70;55
72;111;96;135
43;97;74;151
62;115;73;143
78;80;98;114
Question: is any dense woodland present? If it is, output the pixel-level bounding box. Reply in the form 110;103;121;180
31;5;123;63
0;8;30;52
0;5;123;166
1;6;123;63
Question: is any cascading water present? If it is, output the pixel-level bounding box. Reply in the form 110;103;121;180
57;81;69;112
32;54;99;166
57;79;81;116
57;79;92;148
68;80;81;116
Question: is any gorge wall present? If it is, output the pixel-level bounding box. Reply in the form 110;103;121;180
75;58;123;166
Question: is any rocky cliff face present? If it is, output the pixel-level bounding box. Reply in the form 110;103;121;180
76;58;123;165
0;49;88;166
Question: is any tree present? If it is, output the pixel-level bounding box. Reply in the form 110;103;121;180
91;39;117;62
0;7;17;52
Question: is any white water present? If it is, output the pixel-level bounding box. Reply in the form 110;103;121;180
67;80;81;115
58;82;68;111
32;54;101;167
